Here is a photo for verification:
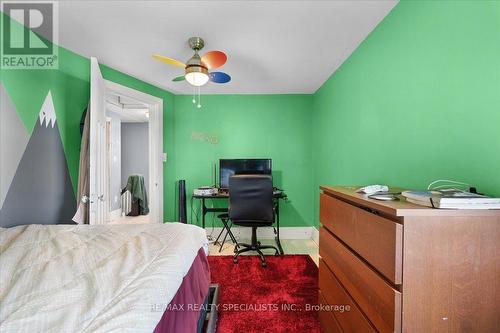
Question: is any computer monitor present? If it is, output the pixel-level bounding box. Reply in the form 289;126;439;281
219;159;272;189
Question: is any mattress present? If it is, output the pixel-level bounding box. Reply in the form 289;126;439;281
0;222;209;332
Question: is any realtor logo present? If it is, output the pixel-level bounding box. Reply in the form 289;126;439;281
1;1;58;69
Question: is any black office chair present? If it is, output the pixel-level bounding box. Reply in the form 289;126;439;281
229;174;279;267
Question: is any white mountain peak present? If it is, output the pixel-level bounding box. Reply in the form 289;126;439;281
39;91;57;128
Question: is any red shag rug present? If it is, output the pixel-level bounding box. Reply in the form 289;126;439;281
208;255;320;333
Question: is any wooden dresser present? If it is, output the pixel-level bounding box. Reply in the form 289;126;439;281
318;186;499;333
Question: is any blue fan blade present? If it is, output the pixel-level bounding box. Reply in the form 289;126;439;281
209;72;231;83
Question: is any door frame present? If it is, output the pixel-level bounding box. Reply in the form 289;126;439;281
105;80;164;223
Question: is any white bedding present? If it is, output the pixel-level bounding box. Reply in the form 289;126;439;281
0;223;208;333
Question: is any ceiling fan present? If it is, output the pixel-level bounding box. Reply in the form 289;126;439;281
153;37;231;87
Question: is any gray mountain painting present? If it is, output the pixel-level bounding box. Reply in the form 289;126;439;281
0;91;76;227
0;83;30;210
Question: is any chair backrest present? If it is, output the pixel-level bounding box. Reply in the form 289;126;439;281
228;174;274;223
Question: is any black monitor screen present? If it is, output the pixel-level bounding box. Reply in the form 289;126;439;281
219;159;272;189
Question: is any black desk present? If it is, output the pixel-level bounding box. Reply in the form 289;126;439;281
192;191;287;255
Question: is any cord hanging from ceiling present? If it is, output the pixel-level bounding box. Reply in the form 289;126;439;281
192;86;202;109
197;87;201;109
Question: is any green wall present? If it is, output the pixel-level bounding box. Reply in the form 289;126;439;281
1;12;177;221
173;94;314;227
312;0;500;224
3;1;499;228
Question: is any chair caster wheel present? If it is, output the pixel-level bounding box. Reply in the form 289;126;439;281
261;262;267;268
233;258;238;264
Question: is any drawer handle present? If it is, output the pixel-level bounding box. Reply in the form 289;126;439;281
361;207;380;216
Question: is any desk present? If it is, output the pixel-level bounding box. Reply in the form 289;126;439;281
192;191;287;255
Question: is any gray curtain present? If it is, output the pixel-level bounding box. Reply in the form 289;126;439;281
72;107;90;224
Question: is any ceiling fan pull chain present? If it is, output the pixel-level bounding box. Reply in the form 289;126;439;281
192;87;196;104
197;87;202;109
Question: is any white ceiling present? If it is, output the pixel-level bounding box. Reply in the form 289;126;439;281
59;1;398;94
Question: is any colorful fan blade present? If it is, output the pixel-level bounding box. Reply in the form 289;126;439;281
209;72;231;84
152;54;185;68
172;75;185;82
201;51;227;69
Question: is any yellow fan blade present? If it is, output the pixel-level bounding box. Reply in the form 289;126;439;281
152;54;185;68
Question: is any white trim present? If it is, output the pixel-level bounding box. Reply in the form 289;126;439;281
311;226;319;245
104;80;164;224
89;58;108;225
205;226;315;240
106;81;163;105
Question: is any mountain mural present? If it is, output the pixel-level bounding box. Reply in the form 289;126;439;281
0;91;76;227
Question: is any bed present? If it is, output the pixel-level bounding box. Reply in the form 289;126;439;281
0;222;210;333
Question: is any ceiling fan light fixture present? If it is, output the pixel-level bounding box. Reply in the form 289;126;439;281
153;37;229;96
185;65;209;87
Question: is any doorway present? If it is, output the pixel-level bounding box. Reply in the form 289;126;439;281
89;58;163;224
106;93;150;224
105;81;163;224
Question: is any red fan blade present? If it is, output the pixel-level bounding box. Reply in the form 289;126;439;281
201;51;227;69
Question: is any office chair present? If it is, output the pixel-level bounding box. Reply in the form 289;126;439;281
229;174;279;267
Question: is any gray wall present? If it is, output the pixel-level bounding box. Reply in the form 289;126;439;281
108;113;121;211
121;122;149;193
0;84;30;211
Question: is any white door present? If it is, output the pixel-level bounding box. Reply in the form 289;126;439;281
89;57;109;224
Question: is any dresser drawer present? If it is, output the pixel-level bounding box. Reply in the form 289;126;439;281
318;291;343;333
319;259;376;333
320;227;402;333
320;193;403;284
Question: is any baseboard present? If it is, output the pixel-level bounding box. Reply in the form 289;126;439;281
205;226;315;240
